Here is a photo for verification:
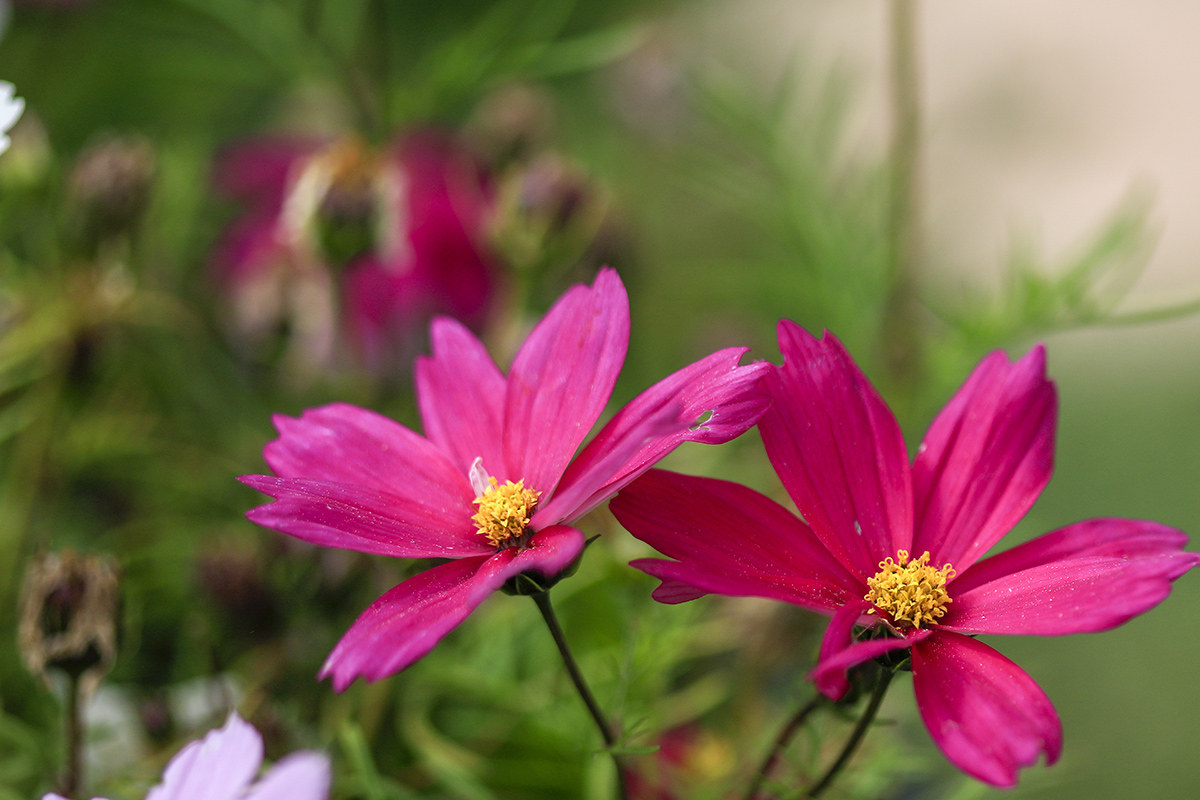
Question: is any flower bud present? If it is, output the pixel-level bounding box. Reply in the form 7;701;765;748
68;134;156;243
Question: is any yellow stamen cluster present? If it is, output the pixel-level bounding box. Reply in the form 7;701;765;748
864;550;955;629
471;477;540;547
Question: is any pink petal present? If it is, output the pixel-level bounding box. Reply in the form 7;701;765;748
398;133;497;328
912;345;1056;572
341;256;430;369
533;400;682;527
545;348;770;522
416;317;508;477
759;323;913;582
810;601;928;700
630;558;853;611
146;713;262;800
911;632;1061;787
244;752;331;800
320;525;584;690
942;519;1199;635
211;211;286;288
263;403;469;501
214;138;317;201
242;476;490;558
611;469;861;603
503;268;629;497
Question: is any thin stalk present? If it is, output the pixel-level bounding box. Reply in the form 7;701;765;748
881;0;923;395
61;671;84;799
742;693;825;800
531;591;629;800
805;669;894;799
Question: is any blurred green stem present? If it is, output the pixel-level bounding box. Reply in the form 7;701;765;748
881;0;923;396
531;591;629;800
61;671;84;799
741;693;825;800
805;668;894;799
0;350;66;598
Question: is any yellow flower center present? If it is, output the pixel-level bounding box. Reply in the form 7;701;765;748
864;550;955;629
471;476;540;547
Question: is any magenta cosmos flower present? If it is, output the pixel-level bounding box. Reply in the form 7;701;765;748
44;712;329;800
213;132;497;369
241;269;769;690
611;321;1199;787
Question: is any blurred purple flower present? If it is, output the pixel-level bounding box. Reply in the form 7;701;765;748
212;132;498;370
241;268;770;690
613;322;1200;787
44;712;329;800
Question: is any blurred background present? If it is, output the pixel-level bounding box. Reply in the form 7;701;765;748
1;0;1197;798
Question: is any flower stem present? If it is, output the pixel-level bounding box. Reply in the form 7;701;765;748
805;668;894;799
881;0;924;396
531;591;629;800
741;693;825;800
61;670;84;799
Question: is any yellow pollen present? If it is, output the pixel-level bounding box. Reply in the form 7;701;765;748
864;550;955;629
471;476;540;547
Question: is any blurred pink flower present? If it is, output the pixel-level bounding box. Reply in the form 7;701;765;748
241;269;770;690
613;322;1200;787
212;132;498;370
44;712;329;800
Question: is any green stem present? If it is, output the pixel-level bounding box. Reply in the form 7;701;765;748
805;669;894;798
742;693;825;800
531;591;629;800
881;0;923;395
61;671;84;799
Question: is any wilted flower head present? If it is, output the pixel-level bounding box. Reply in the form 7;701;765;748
0;81;25;156
213;131;498;373
43;712;330;800
241;268;769;690
614;322;1200;787
19;550;120;696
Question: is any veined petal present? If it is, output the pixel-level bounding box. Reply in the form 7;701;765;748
416;317;507;476
533;402;682;527
503;268;629;497
912;345;1056;572
810;601;927;700
943;519;1199;635
911;632;1061;787
242;476;490;558
320;525;584;689
611;470;860;597
243;752;331;800
547;348;770;522
760;323;913;582
630;558;853;611
263;403;470;503
146;713;262;800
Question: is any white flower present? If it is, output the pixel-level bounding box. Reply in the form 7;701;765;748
0;81;25;156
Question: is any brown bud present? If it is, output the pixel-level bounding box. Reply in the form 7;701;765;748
69;134;156;242
18;550;120;696
490;151;609;275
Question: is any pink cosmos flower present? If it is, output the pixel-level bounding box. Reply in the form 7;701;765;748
213;132;497;370
44;712;329;800
612;321;1200;787
240;269;770;690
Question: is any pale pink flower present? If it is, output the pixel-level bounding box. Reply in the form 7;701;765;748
44;712;329;800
